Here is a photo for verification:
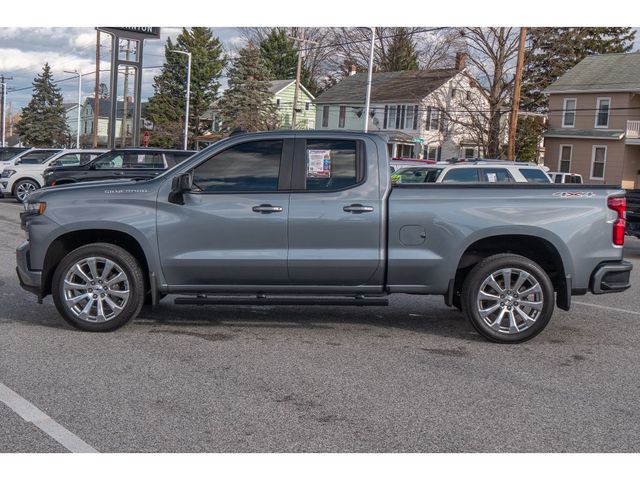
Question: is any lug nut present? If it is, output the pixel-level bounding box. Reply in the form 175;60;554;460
500;302;504;307
89;288;93;292
500;294;505;299
93;294;97;299
507;306;512;310
514;302;519;306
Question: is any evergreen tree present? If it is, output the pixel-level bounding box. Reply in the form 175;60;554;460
259;28;320;95
378;27;419;72
146;27;226;148
218;43;279;132
16;63;69;147
259;28;298;79
521;27;635;112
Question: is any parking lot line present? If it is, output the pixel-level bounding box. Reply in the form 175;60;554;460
0;382;98;453
573;301;640;316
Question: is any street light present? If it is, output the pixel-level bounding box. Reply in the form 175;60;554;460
64;69;82;148
170;50;191;150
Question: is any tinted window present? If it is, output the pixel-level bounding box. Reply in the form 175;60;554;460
0;148;28;161
51;152;101;167
94;152;164;169
480;168;514;183
305;140;358;191
442;168;480;183
554;175;563;183
192;140;282;192
519;168;550;183
396;167;442;183
167;151;194;166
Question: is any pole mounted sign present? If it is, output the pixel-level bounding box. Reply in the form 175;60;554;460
97;27;161;148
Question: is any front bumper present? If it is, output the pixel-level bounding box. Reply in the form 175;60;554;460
16;241;42;297
590;260;633;294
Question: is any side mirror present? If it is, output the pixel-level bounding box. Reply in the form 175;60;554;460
168;172;192;205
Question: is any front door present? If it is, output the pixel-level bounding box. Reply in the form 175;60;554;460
287;137;383;286
157;138;291;286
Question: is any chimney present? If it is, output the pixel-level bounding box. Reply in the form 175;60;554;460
127;95;133;103
455;52;467;70
350;65;357;76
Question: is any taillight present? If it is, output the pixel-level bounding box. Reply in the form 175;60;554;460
51;180;57;186
608;196;626;246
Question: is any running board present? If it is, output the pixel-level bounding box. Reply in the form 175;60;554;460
174;295;389;307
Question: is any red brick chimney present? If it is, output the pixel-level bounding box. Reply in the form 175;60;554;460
455;52;467;70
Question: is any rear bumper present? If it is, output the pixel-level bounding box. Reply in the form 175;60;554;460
589;260;633;294
16;241;42;297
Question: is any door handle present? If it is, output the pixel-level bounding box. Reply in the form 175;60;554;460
252;204;283;214
113;171;124;176
343;204;374;214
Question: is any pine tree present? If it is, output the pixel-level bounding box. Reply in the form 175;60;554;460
259;28;319;94
218;43;279;132
521;27;636;112
16;63;69;147
378;27;419;72
146;27;226;148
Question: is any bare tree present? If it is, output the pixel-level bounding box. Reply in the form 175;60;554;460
460;27;520;158
417;28;466;70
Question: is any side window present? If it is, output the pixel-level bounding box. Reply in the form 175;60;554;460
305;140;359;191
51;153;81;166
519;168;550;183
192;140;283;192
442;168;480;183
480;168;514;183
95;154;123;169
121;153;164;169
554;175;563;183
19;152;52;164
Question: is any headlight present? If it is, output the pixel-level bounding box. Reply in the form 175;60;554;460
1;169;16;178
24;201;46;215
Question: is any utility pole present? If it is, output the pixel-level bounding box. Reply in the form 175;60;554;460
93;29;100;148
64;70;82;148
1;75;13;147
170;50;192;150
364;28;375;133
508;27;528;161
288;29;317;129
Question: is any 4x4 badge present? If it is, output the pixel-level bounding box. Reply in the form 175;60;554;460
553;191;595;198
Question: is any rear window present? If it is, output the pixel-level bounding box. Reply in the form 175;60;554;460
442;168;480;183
519;168;550;183
18;151;57;164
395;168;442;183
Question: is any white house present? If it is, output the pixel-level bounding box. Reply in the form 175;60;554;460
314;56;489;161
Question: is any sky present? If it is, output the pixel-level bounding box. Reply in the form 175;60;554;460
0;27;245;112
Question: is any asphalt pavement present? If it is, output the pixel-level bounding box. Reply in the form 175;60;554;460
1;197;639;452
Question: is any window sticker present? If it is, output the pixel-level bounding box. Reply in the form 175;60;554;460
307;149;332;178
486;172;497;183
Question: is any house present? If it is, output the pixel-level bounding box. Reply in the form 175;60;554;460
63;102;79;140
313;55;488;160
200;79;316;138
268;79;316;129
78;97;149;147
543;52;640;188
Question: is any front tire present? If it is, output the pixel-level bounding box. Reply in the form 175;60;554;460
13;179;39;203
461;254;554;343
52;243;145;332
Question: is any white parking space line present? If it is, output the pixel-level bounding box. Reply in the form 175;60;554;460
573;301;640;316
0;382;98;453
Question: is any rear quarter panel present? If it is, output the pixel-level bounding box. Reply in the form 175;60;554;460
387;185;624;293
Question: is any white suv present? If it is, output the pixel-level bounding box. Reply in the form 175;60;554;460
1;149;106;202
392;161;551;184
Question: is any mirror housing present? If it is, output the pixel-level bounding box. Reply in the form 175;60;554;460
168;172;192;205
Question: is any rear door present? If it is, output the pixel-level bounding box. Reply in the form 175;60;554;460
287;137;383;286
157;138;292;286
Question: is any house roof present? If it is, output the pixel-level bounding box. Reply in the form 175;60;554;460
544;52;640;94
62;102;77;111
543;128;625;140
315;69;461;105
268;79;315;99
85;97;149;118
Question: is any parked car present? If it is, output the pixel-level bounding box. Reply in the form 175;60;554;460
1;149;106;202
42;148;196;187
548;172;584;184
0;148;61;171
391;161;551;184
17;131;631;343
627;189;640;239
0;147;29;162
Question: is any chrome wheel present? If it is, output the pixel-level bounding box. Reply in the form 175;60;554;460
476;268;543;335
62;257;130;323
16;181;37;202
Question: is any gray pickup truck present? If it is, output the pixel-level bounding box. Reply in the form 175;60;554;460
16;131;632;342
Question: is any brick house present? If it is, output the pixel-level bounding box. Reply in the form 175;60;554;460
543;52;640;188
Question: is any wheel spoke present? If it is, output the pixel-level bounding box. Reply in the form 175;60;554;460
478;291;500;301
64;279;88;290
489;308;507;331
514;307;536;328
512;271;530;293
479;302;501;318
65;292;89;307
519;284;542;298
104;296;123;314
101;260;115;280
501;269;512;291
108;289;130;300
72;264;93;284
508;309;520;333
106;272;125;286
96;298;107;323
517;299;543;310
486;274;504;294
80;297;95;319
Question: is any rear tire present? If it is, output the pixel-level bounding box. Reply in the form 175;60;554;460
461;254;554;343
52;243;145;332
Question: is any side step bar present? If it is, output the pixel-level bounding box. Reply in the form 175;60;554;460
174;295;389;307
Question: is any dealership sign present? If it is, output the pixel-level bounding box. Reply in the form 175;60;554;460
99;27;161;39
